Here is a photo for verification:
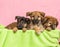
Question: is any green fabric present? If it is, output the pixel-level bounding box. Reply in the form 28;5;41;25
0;25;5;29
0;25;60;47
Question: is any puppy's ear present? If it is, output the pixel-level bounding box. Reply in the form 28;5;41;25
26;12;32;16
15;16;21;20
26;18;31;24
56;20;59;27
42;17;48;25
15;16;22;24
39;12;45;17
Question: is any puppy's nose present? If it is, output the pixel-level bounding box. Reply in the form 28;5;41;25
17;25;23;29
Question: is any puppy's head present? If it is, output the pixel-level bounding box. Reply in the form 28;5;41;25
42;16;58;30
15;16;31;29
15;16;25;29
26;11;45;24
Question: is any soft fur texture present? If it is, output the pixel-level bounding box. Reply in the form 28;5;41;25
26;11;45;35
42;16;58;31
5;22;17;29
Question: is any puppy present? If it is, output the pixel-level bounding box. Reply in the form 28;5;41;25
42;16;58;31
26;11;45;35
15;16;31;32
6;16;31;32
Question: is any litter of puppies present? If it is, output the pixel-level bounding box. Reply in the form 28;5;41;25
5;11;59;35
5;11;60;44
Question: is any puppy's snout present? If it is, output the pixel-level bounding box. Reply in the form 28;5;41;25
17;24;23;29
51;25;56;30
34;16;38;20
34;17;37;20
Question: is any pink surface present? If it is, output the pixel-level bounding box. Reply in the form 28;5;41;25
0;0;60;29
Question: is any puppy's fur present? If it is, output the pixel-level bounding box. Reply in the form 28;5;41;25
5;22;17;29
15;16;31;31
5;22;18;33
42;16;58;31
26;11;45;35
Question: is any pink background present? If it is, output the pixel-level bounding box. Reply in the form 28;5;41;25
0;0;60;29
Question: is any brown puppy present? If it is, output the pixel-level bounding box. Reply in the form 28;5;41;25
42;16;58;31
26;11;45;35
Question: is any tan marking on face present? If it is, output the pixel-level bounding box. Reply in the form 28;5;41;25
38;17;41;20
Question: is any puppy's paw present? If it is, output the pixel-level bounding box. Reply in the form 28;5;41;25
22;28;27;32
13;27;18;33
34;27;41;35
46;27;52;31
35;31;41;35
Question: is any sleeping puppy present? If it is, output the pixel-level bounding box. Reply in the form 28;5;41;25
26;11;45;35
42;16;59;44
15;16;31;32
42;16;58;31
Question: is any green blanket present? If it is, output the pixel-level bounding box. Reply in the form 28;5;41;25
0;25;60;47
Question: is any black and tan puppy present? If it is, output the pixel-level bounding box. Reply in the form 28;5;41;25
15;16;31;32
26;11;45;35
6;16;31;32
42;16;58;31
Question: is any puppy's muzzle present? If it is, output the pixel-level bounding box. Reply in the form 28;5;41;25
17;24;23;29
32;19;40;24
51;25;56;30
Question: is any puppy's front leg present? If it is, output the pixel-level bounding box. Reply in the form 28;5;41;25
22;28;27;32
46;27;52;31
22;24;27;32
13;27;18;33
33;25;41;35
